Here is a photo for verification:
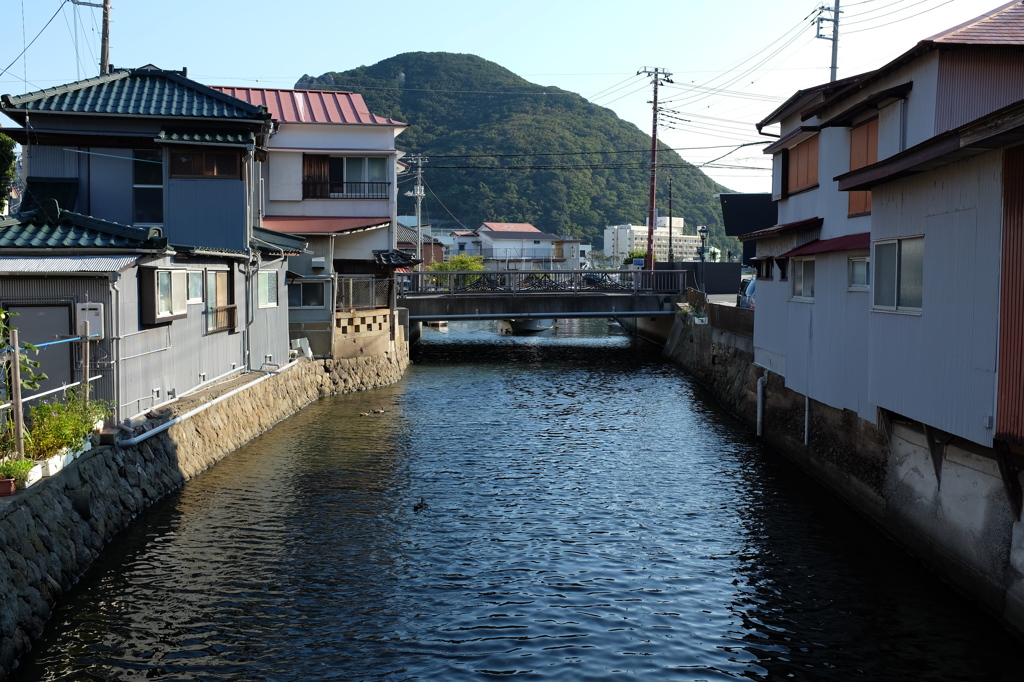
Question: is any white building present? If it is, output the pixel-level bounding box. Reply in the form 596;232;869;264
452;222;581;270
603;217;700;264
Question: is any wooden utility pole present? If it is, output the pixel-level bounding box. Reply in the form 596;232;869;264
70;0;111;75
637;67;673;270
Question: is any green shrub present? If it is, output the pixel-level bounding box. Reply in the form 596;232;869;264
0;459;36;488
25;389;111;460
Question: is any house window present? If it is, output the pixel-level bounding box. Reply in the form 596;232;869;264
133;150;163;225
302;155;389;199
206;270;236;333
258;270;278;308
786;135;819;195
873;237;923;311
792;258;815;299
187;271;204;303
288;281;326;308
848;119;878;216
140;268;186;324
848;257;870;291
755;259;773;280
775;258;789;281
169;150;240;178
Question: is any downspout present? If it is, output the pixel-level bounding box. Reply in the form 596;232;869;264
243;143;255;370
329;233;336;357
110;273;122;423
756;369;768;437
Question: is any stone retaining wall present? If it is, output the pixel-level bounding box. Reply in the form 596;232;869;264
663;312;1024;640
0;329;408;678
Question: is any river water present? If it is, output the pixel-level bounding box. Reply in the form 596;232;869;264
14;320;1022;680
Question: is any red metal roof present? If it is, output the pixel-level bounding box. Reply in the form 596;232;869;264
480;222;541;232
262;216;389;234
929;1;1024;45
211;86;406;126
737;217;823;242
778;232;870;258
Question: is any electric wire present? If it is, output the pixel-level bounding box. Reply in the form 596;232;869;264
844;0;942;26
421;177;468;230
59;2;86;80
2;0;70;82
845;0;957;33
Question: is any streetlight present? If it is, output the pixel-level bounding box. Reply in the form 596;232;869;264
697;225;708;292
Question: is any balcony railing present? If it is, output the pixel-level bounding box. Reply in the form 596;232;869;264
302;181;390;199
457;247;565;260
207;305;237;333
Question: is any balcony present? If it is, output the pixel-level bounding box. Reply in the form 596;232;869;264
302;181;390;200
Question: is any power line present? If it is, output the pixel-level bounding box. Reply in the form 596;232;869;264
2;1;70;82
845;0;956;32
421;177;468;230
420;141;770;159
844;0;938;26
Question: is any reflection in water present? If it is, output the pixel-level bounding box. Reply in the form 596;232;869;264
15;320;1021;680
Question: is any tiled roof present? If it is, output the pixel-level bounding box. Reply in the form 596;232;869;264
480;222;540;232
929;1;1024;45
737;217;823;242
0;206;168;250
373;249;421;268
396;223;441;244
211;86;406;126
1;67;269;121
156;128;256;146
262;216;389;235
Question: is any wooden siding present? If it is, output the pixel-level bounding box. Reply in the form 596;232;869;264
997;146;1024;444
868;151;1003;446
165;178;248;252
936;49;1024;135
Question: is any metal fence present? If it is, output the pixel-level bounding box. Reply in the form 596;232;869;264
399;269;688;296
335;276;391;310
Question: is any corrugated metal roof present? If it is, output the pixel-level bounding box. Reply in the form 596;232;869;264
0;255;138;273
480;222;541;232
778;233;870;258
211;86;406;126
930;1;1024;45
262;215;389;234
1;67;269;121
738;217;823;242
156;128;256;146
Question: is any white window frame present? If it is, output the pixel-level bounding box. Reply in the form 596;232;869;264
791;257;815;301
873;237;923;313
257;270;279;308
157;270;187;318
133;149;164;227
848;257;870;292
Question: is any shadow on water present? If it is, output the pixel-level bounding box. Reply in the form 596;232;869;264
13;319;1023;680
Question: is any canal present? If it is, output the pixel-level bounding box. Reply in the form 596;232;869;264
14;320;1021;680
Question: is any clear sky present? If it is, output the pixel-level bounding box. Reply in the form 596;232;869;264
0;0;1003;194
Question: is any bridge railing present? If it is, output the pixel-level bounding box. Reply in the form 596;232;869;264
398;269;688;296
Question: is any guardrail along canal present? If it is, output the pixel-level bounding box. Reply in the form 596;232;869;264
16;320;1020;680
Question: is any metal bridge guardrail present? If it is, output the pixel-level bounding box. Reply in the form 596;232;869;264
398;269;688;297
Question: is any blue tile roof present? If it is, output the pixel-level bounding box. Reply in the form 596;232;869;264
1;67;270;121
0;204;167;250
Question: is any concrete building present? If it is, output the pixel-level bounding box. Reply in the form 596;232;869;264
604;217;700;264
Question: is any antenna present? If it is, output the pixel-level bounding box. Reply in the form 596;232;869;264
70;0;111;75
637;66;673;270
815;1;842;82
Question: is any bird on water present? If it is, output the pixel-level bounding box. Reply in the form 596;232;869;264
413;497;427;512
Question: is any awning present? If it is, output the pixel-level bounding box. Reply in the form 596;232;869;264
737;216;823;242
779;232;870;258
263;216;389;235
0;255;139;274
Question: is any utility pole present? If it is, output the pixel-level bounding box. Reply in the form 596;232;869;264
816;1;842;82
638;66;673;270
403;155;428;268
71;0;112;75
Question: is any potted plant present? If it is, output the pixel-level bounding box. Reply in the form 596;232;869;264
0;459;37;493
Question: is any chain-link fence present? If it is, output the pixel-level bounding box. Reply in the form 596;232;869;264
335;276;391;310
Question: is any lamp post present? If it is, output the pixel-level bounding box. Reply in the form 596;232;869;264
697;225;708;292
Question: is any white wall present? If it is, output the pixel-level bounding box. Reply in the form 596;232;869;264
333;227;390;260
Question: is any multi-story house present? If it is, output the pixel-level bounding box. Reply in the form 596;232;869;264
0;66;303;422
212;86;408;357
452;222;581;271
740;1;1024;629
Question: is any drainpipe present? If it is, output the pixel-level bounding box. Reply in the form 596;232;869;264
110;273;122;423
756;370;768;437
804;395;810;446
243;144;255;370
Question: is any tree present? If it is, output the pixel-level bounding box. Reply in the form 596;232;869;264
623;248;651;266
429;253;485;272
0;134;14;214
586;249;619;269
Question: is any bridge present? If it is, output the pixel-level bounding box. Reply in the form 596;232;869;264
397;269;691;323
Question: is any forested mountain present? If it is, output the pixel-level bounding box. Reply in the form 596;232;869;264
297;53;739;254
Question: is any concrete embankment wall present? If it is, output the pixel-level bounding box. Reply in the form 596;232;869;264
0;325;408;678
663;313;1024;640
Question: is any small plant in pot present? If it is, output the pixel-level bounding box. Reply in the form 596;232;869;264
0;459;36;494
